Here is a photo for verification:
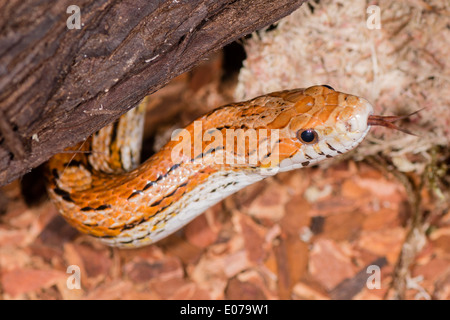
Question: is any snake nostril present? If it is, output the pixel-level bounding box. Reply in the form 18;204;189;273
347;118;358;132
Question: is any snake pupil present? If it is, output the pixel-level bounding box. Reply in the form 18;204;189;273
298;129;318;144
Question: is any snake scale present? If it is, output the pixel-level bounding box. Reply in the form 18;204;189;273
47;85;414;248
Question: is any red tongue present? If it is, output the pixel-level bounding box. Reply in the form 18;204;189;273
367;109;423;136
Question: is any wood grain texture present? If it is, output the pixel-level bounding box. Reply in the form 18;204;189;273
0;0;307;186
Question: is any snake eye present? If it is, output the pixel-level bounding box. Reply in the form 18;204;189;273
322;85;335;91
297;129;319;144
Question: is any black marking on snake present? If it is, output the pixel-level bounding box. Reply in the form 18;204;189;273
179;182;188;188
151;204;171;217
82;221;98;227
192;146;223;161
204;145;224;155
152;229;165;236
205;128;220;135
52;169;59;179
215;125;231;131
84;155;96;172
317;151;325;156
326;154;333;158
109;224;125;230
322;85;335;91
153;215;173;231
63;160;83;167
193;152;204;161
100;234;115;239
337;150;343;154
143;181;156;190
326;142;336;151
168;163;181;173
213;182;234;193
262;152;272;159
150;198;163;207
136;164;182;194
164;187;178;198
81;204;111;211
152;215;171;234
259;136;269;144
95;204;111;210
203;148;214;155
53;187;74;203
121;217;146;231
119;148;126;171
127;190;143;200
109;121;120;156
302;161;310;166
134;234;149;241
118;238;134;244
304;153;313;160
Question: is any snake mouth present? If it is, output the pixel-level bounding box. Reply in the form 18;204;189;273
367;109;423;135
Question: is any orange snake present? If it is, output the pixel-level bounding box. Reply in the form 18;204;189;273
46;85;413;248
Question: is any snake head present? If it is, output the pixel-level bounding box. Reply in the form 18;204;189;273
271;85;421;172
270;85;373;172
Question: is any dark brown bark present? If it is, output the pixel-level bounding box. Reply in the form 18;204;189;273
0;0;307;186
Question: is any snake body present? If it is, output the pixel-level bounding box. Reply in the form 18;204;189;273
47;85;376;247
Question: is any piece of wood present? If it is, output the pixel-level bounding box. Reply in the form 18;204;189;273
0;0;307;186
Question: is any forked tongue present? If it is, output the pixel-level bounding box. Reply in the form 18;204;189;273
367;109;423;136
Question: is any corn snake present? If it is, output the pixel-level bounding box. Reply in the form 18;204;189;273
46;85;413;248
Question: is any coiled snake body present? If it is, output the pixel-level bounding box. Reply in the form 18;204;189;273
47;85;410;248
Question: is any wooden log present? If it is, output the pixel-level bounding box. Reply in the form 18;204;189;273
0;0;307;186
